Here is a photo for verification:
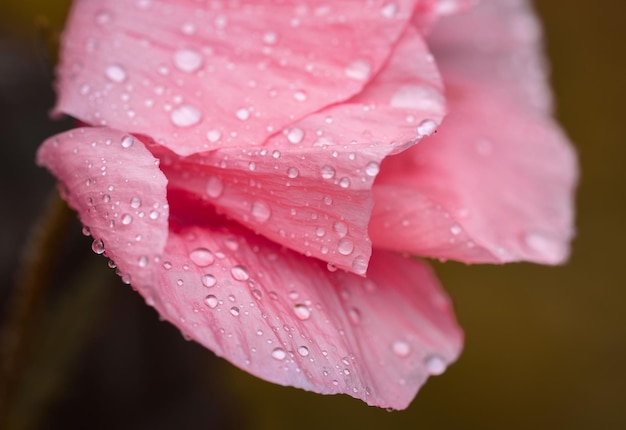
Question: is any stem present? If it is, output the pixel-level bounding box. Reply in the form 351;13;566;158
0;191;73;423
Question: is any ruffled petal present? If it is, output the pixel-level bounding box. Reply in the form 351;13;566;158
55;0;419;156
157;25;445;274
149;193;462;409
36;127;169;286
369;0;578;264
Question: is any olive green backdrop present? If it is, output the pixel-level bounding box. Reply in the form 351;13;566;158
1;1;624;429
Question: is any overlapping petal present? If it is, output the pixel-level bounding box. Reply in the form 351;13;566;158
55;0;420;156
369;0;578;264
37;128;462;409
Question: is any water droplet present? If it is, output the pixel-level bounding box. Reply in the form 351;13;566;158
293;90;307;102
138;255;149;267
181;22;196;35
297;346;310;357
262;31;278;45
236;108;250;121
130;196;141;208
294;304;311;320
91;239;105;254
105;64;127;83
230;306;240;316
204;294;218;308
171;104;202;127
251;200;271;223
417;119;437;136
230;265;250;281
205;176;224;198
364;161;380;177
173;48;204;73
287;167;299;179
392;340;411;357
121;135;134;148
425;354;447;375
450;224;462;235
286;127;304;144
345;59;372;81
149;210;160;220
338;177;351;188
190;247;214;267
333;221;348;238
121;213;133;225
206;129;221;143
351;255;367;275
337;238;354;256
380;2;397;18
271;347;286;360
201;273;217;288
321;165;336;179
348;307;361;325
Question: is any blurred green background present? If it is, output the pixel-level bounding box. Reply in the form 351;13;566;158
1;1;624;429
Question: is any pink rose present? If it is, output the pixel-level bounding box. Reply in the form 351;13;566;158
36;0;577;409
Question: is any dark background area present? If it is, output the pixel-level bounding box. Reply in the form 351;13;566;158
1;1;624;429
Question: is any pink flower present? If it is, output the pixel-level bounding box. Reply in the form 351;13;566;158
36;0;577;409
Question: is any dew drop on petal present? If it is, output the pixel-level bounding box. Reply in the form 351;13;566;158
417;119;437;136
230;265;250;281
338;177;351;188
91;238;105;254
121;135;134;148
171;104;202;127
294;304;311;320
345;59;371;81
173;48;204;73
230;306;240;317
287;167;299;179
204;294;218;308
121;213;133;225
333;221;348;238
392;340;411;357
337;238;354;256
236;108;250;121
297;346;310;357
189;247;215;267
321;165;336;179
271;347;286;360
205;176;224;198
286;127;304;144
105;64;127;83
206;129;221;143
130;196;141;208
201;273;217;288
364;161;380;177
425;354;447;375
251;200;271;223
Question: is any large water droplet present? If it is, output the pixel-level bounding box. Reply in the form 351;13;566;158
230;265;250;281
91;239;105;254
236;108;250;121
130;196;142;208
121;135;134;148
364;161;380;177
345;59;372;81
392;340;411;357
287;167;299;179
204;294;218;308
337;238;354;256
294;304;311;320
321;165;336;179
206;129;221;143
121;213;133;225
333;221;348;238
251;200;271;223
201;273;217;288
425;354;447;375
286;127;304;144
271;347;286;360
105;64;127;83
297;346;310;357
173;48;204;73
171;104;202;127
230;306;240;317
205;176;224;198
417;119;437;136
190;247;214;266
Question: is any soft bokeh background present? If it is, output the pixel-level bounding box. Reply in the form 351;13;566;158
1;1;624;429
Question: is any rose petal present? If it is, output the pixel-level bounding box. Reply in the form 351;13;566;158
36;127;169;286
155;25;445;274
55;0;419;156
150;193;462;410
369;0;578;264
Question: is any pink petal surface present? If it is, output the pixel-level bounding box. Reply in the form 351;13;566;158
55;0;421;156
36;127;169;286
37;128;462;409
369;0;578;264
157;25;445;274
